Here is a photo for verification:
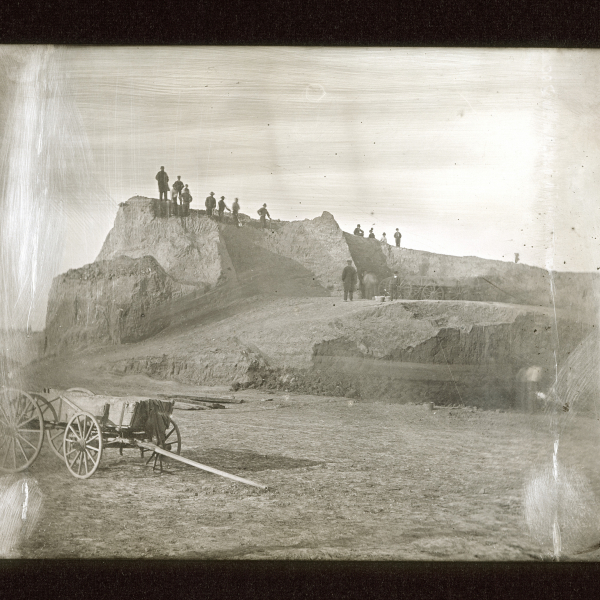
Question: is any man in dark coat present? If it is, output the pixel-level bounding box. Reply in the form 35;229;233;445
342;260;358;302
205;192;216;217
390;270;400;300
218;196;231;221
353;224;364;237
156;167;169;201
394;228;402;248
181;185;192;217
258;203;271;229
368;228;375;239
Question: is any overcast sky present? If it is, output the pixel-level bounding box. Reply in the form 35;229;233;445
1;46;600;329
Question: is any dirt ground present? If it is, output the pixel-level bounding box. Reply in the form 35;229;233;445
6;388;600;560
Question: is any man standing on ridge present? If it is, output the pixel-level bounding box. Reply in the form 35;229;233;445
205;191;217;217
218;196;231;221
232;197;241;227
172;176;184;216
394;228;402;248
258;203;271;229
342;260;358;302
156;167;169;216
353;224;364;237
368;228;375;239
181;185;192;217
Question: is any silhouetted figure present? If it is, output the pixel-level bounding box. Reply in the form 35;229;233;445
515;253;520;264
156;166;169;201
394;228;402;248
232;198;241;227
368;228;375;239
218;196;231;221
353;224;364;237
342;260;358;302
172;176;184;215
181;185;192;217
205;192;216;217
380;232;388;245
258;203;271;229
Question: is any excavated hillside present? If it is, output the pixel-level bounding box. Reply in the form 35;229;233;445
36;195;599;409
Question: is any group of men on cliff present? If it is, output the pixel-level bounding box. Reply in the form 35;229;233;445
156;167;272;228
353;224;402;248
155;167;193;217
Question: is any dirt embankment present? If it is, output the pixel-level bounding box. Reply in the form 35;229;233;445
44;255;196;354
97;197;236;288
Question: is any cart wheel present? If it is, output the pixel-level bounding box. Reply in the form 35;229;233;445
29;393;64;459
66;388;94;396
164;419;182;455
423;285;444;300
0;389;44;473
446;285;464;301
63;412;103;479
398;282;412;299
140;418;181;458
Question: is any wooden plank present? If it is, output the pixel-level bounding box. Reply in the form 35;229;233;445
157;394;243;405
136;441;268;490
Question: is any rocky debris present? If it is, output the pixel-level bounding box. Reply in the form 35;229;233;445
44;255;196;354
97;196;236;288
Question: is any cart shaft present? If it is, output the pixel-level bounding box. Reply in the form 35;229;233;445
135;441;268;490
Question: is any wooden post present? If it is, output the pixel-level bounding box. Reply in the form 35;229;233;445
135;441;268;490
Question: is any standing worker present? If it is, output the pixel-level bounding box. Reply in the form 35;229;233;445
205;192;217;217
394;228;402;248
181;185;192;217
353;224;364;237
172;176;184;216
155;166;169;216
258;203;271;229
232;197;241;227
218;196;231;221
380;232;388;245
342;260;358;302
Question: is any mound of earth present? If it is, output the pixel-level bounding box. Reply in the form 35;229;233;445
44;255;196;354
27;297;590;410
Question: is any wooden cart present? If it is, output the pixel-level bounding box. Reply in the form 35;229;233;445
0;387;266;488
378;276;467;300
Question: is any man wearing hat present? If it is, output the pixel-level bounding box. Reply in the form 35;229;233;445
353;224;364;237
218;196;231;221
171;176;184;216
257;203;271;229
155;166;169;216
205;191;217;217
341;259;358;302
181;185;193;217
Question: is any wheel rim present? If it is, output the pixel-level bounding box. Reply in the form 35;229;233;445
29;393;64;460
0;389;44;473
163;419;181;455
63;412;103;479
66;388;94;396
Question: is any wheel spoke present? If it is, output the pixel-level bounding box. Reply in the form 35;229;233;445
11;435;17;469
77;453;83;475
15;431;37;450
82;417;90;440
16;410;37;429
83;449;89;474
68;451;80;469
0;400;13;425
65;447;78;457
14;436;29;462
86;444;99;453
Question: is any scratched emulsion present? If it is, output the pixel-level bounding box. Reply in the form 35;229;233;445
0;46;80;557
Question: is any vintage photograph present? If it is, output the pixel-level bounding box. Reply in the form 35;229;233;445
1;45;599;560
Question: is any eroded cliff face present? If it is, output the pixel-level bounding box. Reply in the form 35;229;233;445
44;255;196;354
96;197;236;288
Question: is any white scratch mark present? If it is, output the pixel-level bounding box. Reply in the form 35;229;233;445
21;481;28;520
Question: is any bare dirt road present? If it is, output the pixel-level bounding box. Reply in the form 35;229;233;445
7;391;600;560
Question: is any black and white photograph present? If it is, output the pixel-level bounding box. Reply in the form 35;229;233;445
1;45;600;562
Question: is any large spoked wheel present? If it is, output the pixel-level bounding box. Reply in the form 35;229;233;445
422;285;444;300
398;282;413;299
29;393;64;460
0;389;44;473
446;285;464;301
140;418;181;458
63;412;103;479
164;419;182;455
